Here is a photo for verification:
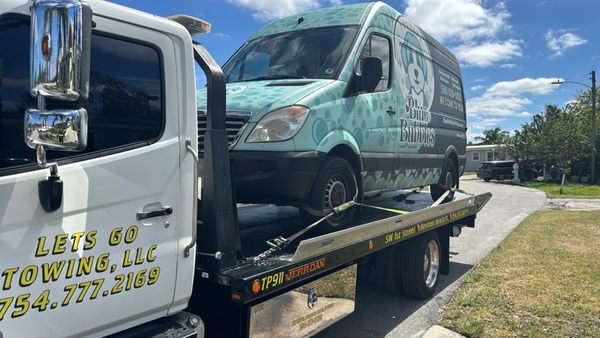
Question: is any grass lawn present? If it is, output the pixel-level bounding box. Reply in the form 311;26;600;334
440;211;600;337
521;181;600;199
463;171;477;176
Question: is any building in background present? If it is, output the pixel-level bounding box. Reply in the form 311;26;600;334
465;144;512;171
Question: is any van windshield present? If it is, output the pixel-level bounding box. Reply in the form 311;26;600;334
223;26;359;83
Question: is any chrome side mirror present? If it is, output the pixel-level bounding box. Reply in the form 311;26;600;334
31;0;92;101
25;108;88;152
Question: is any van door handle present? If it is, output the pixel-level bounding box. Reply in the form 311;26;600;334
136;206;173;221
386;107;396;115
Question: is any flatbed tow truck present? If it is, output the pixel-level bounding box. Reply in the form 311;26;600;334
0;1;491;337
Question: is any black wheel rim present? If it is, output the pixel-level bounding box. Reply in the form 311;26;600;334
324;174;347;209
324;174;349;224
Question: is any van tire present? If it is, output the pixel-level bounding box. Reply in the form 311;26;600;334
430;159;457;203
300;156;358;229
400;232;441;299
483;178;491;182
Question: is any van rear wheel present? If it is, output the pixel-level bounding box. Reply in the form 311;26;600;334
300;156;358;229
430;159;457;202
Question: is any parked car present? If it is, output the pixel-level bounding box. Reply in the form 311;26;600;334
477;161;515;181
197;2;468;227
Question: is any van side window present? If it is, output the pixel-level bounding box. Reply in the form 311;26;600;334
358;34;391;91
0;17;164;175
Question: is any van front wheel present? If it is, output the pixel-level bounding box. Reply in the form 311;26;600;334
300;156;358;229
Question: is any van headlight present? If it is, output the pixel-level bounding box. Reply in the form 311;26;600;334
246;106;310;142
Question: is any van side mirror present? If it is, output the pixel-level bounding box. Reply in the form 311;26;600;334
31;0;92;101
359;56;383;92
346;56;383;96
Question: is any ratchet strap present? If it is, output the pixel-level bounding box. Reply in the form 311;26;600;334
253;187;469;262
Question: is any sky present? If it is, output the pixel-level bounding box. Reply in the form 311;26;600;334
110;0;600;142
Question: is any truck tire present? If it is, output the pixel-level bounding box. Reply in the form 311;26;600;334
483;178;491;182
301;156;358;229
430;159;457;203
400;231;441;299
373;246;403;294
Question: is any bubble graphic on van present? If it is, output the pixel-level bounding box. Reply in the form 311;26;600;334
312;118;329;143
352;128;363;147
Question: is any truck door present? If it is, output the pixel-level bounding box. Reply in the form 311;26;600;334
352;30;399;194
0;16;183;337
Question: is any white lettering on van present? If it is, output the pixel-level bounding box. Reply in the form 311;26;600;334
401;95;436;147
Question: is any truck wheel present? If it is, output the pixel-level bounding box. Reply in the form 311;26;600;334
373;246;403;294
430;159;457;203
400;231;441;299
484;178;491;182
301;156;358;229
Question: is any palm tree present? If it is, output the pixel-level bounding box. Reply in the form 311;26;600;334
473;127;509;145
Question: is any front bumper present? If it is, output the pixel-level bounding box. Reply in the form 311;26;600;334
230;150;326;205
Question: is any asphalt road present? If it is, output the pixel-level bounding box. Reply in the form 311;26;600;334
315;177;547;338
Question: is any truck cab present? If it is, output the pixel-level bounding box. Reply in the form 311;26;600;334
0;1;490;337
0;1;199;336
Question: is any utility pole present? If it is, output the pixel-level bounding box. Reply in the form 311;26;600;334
592;70;596;185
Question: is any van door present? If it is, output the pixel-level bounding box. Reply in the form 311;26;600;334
0;16;182;337
351;31;399;194
395;18;463;187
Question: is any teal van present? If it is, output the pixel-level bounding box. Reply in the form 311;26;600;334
197;2;467;227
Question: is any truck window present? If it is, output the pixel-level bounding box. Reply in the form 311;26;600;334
0;17;163;175
357;34;391;91
223;26;359;82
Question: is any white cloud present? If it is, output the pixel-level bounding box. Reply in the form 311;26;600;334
403;0;509;43
227;0;340;21
564;99;577;107
453;40;522;67
485;77;562;96
469;117;504;130
545;29;587;57
500;63;516;69
403;0;522;68
470;85;484;91
468;96;532;117
212;32;232;38
467;77;562;117
467;131;484;142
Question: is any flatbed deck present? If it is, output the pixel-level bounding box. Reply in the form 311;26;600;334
197;190;492;304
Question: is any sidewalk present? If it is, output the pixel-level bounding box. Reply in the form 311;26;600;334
544;198;600;210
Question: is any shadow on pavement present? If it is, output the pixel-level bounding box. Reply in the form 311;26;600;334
315;261;474;338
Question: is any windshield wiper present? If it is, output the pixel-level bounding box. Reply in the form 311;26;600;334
238;75;305;82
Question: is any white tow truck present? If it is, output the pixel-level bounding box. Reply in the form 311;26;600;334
0;1;491;337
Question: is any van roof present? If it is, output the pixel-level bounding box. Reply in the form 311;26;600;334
249;2;459;66
251;3;373;39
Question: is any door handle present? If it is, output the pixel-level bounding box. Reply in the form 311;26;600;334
136;206;173;221
386;107;396;115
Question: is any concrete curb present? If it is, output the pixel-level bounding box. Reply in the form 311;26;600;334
422;325;466;338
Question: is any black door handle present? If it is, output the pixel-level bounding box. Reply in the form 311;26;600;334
137;206;173;221
386;107;396;115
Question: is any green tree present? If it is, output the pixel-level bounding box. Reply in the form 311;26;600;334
473;127;510;145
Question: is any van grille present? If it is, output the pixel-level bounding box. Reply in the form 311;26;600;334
197;110;252;153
